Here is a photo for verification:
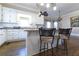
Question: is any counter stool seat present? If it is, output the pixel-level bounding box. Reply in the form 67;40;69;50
60;34;69;40
41;36;53;43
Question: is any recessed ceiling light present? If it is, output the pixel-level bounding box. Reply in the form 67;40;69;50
53;6;56;10
40;3;44;6
46;4;50;8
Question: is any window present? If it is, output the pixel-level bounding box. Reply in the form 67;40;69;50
46;21;51;28
17;13;32;27
54;21;58;29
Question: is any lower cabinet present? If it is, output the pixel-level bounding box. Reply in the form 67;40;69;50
6;29;19;41
6;29;26;42
0;29;6;46
0;29;27;46
18;29;27;40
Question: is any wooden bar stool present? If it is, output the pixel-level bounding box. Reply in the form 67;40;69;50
56;28;72;55
39;28;56;56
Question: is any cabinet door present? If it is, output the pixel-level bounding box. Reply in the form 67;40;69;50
9;8;17;23
2;7;17;23
3;7;10;22
18;29;27;40
7;29;19;41
0;29;6;46
0;5;2;22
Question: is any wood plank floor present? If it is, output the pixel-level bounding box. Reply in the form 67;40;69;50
0;40;26;56
0;36;79;56
35;36;79;56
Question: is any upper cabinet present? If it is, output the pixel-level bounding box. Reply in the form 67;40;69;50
2;7;17;23
0;5;2;22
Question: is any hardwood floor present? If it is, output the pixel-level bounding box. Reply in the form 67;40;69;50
35;36;79;56
0;40;26;56
0;36;79;56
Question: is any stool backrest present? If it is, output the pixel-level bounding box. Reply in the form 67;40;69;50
58;28;72;37
39;28;56;37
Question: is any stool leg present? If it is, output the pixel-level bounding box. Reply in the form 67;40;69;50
51;43;53;55
40;37;42;56
56;38;59;52
40;41;41;52
47;43;48;56
44;43;46;56
65;39;68;56
64;39;68;56
51;38;54;56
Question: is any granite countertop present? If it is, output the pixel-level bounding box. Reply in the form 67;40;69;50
0;27;23;29
0;27;39;30
24;28;39;31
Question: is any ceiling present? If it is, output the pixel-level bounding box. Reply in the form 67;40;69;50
1;3;79;17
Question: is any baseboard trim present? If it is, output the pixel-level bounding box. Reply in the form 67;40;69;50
6;39;26;42
71;33;79;36
0;42;6;48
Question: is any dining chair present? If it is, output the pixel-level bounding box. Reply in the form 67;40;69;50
56;28;72;55
39;28;56;56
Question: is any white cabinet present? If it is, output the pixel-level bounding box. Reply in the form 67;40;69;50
6;29;19;41
9;8;17;23
2;7;17;23
0;5;2;22
18;29;27;40
2;7;10;22
6;29;26;42
0;29;6;46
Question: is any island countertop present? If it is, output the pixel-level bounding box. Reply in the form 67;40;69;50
24;28;39;31
0;27;39;30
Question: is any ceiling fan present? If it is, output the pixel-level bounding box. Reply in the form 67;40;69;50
39;11;48;17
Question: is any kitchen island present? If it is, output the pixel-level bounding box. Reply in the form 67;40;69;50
24;28;61;56
24;28;40;56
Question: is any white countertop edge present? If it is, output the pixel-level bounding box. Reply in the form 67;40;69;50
24;29;39;31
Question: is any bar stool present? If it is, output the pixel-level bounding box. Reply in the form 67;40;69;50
56;28;72;55
39;28;56;56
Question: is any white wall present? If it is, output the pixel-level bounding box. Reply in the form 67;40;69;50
61;10;79;36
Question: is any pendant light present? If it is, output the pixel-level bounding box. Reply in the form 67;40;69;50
57;10;62;21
